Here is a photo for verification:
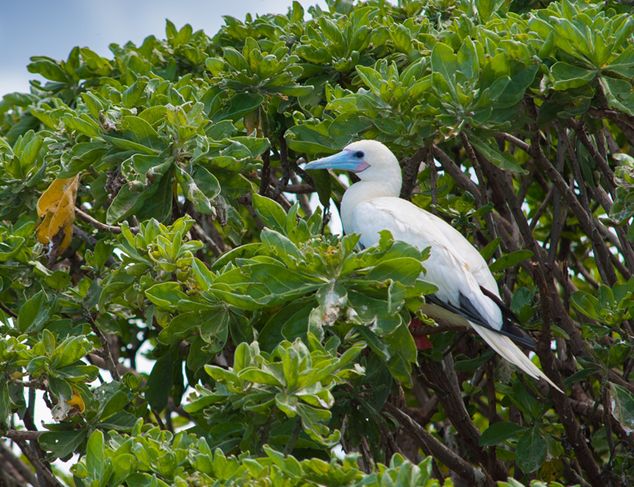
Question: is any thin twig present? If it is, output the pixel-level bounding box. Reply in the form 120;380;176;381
259;149;272;197
281;183;314;194
497;132;530;153
190;222;223;256
573;123;616;197
271;137;292;200
0;300;17;318
85;314;121;381
87;353;138;377
384;403;489;486
76;207;127;234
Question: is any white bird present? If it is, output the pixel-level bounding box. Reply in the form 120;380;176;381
304;139;561;392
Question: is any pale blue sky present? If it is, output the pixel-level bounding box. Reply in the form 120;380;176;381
0;0;325;95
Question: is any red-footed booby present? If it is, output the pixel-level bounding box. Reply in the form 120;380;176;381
305;140;561;392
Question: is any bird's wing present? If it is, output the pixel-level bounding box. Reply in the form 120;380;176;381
349;197;502;328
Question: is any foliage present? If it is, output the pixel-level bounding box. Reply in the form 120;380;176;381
0;0;632;485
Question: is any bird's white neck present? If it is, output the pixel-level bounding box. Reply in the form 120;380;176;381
341;179;401;233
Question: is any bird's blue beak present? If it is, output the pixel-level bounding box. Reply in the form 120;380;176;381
304;150;369;173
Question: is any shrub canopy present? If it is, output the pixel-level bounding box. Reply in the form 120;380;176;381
0;0;632;486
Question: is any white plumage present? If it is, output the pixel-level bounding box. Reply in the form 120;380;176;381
305;140;561;392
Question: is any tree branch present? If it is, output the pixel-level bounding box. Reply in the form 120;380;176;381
12;437;62;487
419;357;508;481
400;147;427;200
384;403;490;486
432;145;483;205
0;441;38;486
5;430;43;441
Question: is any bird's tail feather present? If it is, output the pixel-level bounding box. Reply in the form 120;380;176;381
470;323;563;393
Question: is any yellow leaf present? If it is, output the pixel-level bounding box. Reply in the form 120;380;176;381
66;392;85;413
37;177;75;216
36;175;80;254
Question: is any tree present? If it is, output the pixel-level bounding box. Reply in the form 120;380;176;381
0;0;632;485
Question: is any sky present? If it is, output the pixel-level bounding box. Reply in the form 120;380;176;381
0;0;326;96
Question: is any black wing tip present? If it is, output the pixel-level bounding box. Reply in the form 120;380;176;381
501;322;537;349
475;288;539;351
427;292;537;350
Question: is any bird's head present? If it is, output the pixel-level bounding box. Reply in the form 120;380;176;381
304;140;402;188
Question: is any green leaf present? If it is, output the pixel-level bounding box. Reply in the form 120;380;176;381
28;56;68;82
239;368;283;386
158;311;204;345
431;43;457;79
480;238;501;261
600;77;634;116
285;126;335;154
431;43;457;92
611;383;634;433
14;131;43;168
259;300;313;351
175;165;220;215
468;134;527;174
356;66;383;95
457;38;478;81
605;46;634;79
252;193;287;233
480;422;526;446
147;350;179;411
120;115;162;149
106;184;149;224
366;257;423;286
475;0;507;22
111;453;137;485
383;323;416;386
204;364;237;383
551;62;597;90
0;381;9;425
212;93;263;122
134;170;175;223
17;290;50;332
145;282;190;310
261;227;303;261
39;430;87;459
489;250;533;272
571;290;601;321
61;114;101;138
86;429;105;479
515;427;547;473
51;336;93;368
60;141;108;177
103;135;160;155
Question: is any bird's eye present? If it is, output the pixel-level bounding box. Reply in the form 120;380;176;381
354;151;364;158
